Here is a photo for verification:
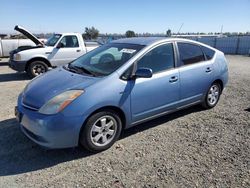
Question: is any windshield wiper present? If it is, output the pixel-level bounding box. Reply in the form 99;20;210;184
74;66;97;77
65;64;79;73
67;64;96;77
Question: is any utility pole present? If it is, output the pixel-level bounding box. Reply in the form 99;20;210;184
220;25;223;36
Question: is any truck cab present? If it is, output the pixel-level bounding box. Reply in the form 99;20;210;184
9;25;100;78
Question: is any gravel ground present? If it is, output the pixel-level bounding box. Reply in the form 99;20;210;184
0;55;249;187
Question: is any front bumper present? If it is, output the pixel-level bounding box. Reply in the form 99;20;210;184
9;59;27;72
16;95;87;149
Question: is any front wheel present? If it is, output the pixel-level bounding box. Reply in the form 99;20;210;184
79;110;122;152
202;83;221;109
27;60;48;78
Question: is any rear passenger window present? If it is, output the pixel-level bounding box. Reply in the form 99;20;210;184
201;46;215;60
178;43;205;65
136;43;175;73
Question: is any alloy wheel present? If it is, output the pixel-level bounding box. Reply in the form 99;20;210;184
207;85;220;106
90;115;117;147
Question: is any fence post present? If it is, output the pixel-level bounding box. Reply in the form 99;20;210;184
236;35;240;55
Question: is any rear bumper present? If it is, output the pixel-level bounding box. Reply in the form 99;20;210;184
9;59;26;72
16;94;87;149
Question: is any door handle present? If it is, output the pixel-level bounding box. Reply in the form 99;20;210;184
169;76;178;83
76;49;81;52
206;67;212;73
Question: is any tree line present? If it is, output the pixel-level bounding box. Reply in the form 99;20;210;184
82;27;250;40
4;27;250;40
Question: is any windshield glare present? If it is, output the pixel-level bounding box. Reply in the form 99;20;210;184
45;34;62;46
69;43;144;76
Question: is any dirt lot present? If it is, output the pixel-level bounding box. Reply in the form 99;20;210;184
0;55;249;187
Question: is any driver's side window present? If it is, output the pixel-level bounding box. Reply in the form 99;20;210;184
59;36;79;48
136;43;175;74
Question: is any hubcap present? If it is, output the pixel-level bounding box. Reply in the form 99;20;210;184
207;85;220;106
32;63;46;76
90;115;117;147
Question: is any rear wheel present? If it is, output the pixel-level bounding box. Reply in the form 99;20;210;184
202;83;221;109
27;60;48;78
79;110;122;152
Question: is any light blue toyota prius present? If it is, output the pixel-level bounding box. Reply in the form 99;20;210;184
16;37;228;152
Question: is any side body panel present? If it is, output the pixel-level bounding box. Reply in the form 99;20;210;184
211;51;229;88
178;60;214;104
130;69;180;122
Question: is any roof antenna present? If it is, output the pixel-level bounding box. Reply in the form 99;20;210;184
177;23;184;35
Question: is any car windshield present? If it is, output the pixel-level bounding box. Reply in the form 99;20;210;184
67;43;145;77
45;34;62;46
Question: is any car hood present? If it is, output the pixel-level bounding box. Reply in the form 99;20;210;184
22;67;100;109
15;25;44;46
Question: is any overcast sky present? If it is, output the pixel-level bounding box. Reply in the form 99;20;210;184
1;0;250;34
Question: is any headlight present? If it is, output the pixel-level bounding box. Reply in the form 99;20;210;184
39;90;84;115
14;53;21;61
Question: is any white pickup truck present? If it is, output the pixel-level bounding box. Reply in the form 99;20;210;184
0;37;40;58
9;26;100;77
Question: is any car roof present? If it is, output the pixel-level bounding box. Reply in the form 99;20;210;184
111;37;168;45
111;37;218;51
111;37;203;45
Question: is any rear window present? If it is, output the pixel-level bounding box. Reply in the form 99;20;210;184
201;46;215;60
178;43;205;65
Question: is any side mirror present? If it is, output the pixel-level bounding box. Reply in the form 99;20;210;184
56;42;64;48
134;68;153;78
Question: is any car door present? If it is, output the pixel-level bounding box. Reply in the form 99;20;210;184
49;35;83;66
177;42;214;105
130;43;180;123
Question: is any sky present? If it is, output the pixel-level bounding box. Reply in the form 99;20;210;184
0;0;250;34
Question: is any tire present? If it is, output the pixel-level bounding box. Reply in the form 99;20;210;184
79;110;122;152
27;60;48;78
202;82;221;109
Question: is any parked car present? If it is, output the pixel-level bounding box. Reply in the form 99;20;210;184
15;37;228;152
9;25;100;78
0;28;45;58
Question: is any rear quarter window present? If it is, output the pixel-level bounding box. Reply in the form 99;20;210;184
201;46;215;60
178;43;205;65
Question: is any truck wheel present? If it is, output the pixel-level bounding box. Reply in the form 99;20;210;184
79;110;122;152
202;82;221;109
27;60;48;78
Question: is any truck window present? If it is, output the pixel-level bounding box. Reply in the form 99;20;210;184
60;36;79;48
